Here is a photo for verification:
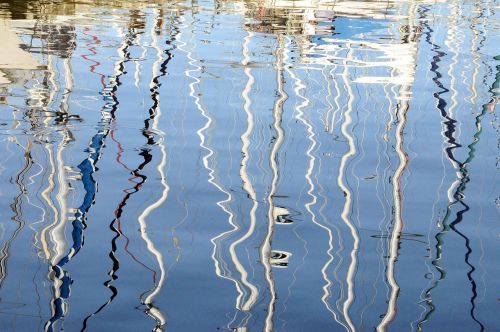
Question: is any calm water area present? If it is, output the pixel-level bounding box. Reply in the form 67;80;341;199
0;0;498;331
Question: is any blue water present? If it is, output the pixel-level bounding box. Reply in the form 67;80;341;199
0;0;498;331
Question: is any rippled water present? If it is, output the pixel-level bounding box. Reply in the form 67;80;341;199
0;0;498;331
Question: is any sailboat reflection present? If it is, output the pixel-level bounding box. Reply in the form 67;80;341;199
0;0;497;331
137;8;178;330
44;12;139;331
417;4;497;329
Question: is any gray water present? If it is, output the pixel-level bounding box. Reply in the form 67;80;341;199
0;0;498;331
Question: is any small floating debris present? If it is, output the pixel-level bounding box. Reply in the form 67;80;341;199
273;206;293;225
231;327;248;332
270;250;292;268
362;174;377;180
370;231;426;244
276;214;293;224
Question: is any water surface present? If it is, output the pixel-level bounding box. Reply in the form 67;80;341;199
0;0;498;331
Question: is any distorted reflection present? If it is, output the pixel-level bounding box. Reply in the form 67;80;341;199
0;0;498;331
